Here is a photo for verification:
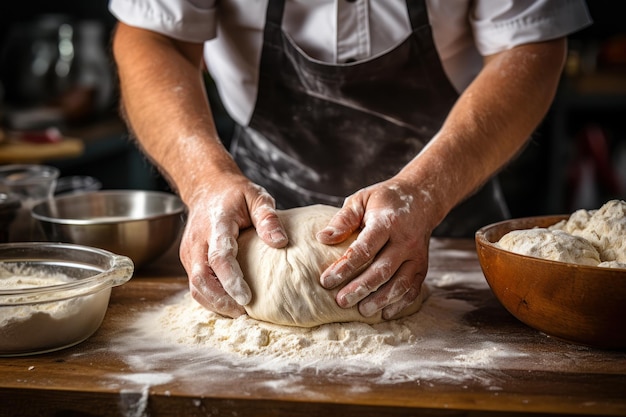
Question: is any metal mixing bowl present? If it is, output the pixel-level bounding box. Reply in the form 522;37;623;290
0;242;134;356
31;190;185;268
475;215;626;349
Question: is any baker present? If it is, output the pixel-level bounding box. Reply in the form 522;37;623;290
109;0;591;320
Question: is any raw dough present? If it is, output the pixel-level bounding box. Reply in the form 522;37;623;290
598;261;626;269
237;204;428;327
550;199;626;263
497;228;601;266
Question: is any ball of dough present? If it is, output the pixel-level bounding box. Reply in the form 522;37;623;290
550;200;626;263
497;228;601;266
549;207;593;235
237;204;427;327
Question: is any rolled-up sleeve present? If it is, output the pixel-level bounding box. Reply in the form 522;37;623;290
109;0;218;42
471;0;592;56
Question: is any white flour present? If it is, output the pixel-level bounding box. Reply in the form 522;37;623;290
1;274;76;325
110;266;536;385
0;272;109;355
91;240;626;417
102;240;622;417
148;292;419;362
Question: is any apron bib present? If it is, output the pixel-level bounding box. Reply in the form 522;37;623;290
230;0;509;237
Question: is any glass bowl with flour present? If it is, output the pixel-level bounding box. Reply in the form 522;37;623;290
0;242;134;356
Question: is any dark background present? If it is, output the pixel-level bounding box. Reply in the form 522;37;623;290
0;1;624;216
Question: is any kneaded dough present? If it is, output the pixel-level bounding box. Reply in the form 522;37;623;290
550;200;626;263
237;204;428;327
598;260;626;269
497;228;601;266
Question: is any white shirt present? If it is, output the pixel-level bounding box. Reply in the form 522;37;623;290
109;0;592;126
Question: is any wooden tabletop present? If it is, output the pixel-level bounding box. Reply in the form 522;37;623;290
0;238;625;417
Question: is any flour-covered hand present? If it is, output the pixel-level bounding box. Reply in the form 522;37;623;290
316;180;435;319
182;175;288;318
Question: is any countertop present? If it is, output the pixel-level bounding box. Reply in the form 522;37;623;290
0;238;624;417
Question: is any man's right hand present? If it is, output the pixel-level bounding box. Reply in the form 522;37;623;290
181;175;288;318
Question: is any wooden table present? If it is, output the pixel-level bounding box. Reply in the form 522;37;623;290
1;239;625;416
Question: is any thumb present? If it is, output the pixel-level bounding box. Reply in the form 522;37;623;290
316;204;363;245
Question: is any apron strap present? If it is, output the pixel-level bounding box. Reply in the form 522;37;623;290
266;0;285;26
406;0;429;30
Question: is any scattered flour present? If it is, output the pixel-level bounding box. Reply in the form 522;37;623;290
103;240;624;405
94;240;626;417
108;266;534;388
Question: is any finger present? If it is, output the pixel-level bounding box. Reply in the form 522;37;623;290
320;223;388;289
181;233;246;317
356;260;418;316
316;201;364;245
249;192;288;248
381;275;425;320
208;216;252;305
189;265;246;318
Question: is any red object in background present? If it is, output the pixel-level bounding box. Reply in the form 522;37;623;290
14;127;63;144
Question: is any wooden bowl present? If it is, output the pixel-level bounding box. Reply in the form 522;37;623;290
475;215;626;349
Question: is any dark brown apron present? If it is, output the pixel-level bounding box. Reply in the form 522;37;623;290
229;0;509;237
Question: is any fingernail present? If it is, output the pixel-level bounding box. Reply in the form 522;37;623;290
316;227;340;240
233;292;251;306
212;294;245;317
228;281;252;306
381;302;403;320
360;301;381;317
320;271;341;289
339;284;371;308
270;230;288;245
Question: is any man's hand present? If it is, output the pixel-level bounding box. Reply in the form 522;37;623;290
316;179;434;319
182;175;288;318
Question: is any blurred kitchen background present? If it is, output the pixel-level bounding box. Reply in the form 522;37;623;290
0;1;624;217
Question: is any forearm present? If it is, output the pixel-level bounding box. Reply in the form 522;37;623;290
112;23;240;204
397;38;567;227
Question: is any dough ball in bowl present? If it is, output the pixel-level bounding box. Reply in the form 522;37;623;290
497;228;601;266
237;204;427;327
476;209;626;349
551;200;626;263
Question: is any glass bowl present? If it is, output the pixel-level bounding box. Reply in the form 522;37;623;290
0;242;134;356
0;164;59;209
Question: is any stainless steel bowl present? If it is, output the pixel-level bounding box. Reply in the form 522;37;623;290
0;242;134;356
31;190;185;268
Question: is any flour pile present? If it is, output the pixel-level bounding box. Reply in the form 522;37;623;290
115;265;534;383
133;289;445;365
498;199;626;268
